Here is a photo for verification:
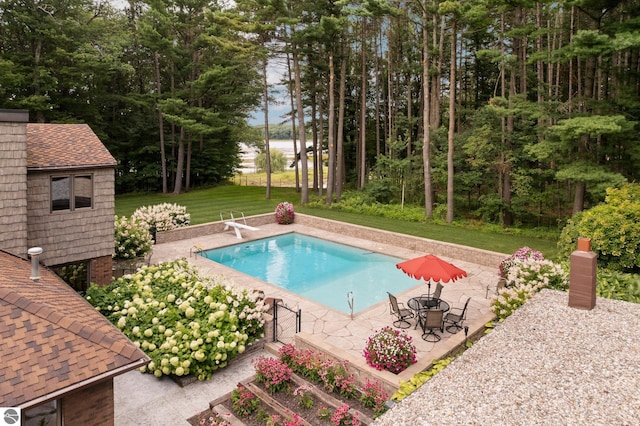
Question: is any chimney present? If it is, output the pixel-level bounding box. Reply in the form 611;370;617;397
27;247;43;281
568;238;597;310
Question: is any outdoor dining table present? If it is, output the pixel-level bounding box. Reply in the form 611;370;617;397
407;297;450;329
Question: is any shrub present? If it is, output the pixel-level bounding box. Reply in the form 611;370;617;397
253;356;293;393
131;203;191;240
363;326;417;374
231;384;259;417
498;246;544;280
275;202;295;224
557;184;640;272
360;379;389;417
293;384;314;409
318;360;357;398
113;215;153;260
491;257;567;321
85;260;267;380
330;403;360;426
278;344;323;381
391;357;453;402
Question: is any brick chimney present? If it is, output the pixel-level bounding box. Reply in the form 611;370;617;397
568;237;597;310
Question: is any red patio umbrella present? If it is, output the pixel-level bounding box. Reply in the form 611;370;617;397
396;254;467;296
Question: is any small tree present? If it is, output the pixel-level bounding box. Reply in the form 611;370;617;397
255;149;287;173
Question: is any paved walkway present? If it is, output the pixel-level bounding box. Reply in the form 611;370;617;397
115;221;501;425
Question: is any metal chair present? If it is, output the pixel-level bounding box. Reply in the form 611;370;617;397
421;283;444;308
419;309;444;342
485;278;507;298
444;297;471;333
387;292;415;329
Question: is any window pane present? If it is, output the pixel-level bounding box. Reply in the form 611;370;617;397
24;400;59;426
51;177;70;211
74;175;92;208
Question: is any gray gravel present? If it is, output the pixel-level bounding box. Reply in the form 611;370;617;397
373;289;640;426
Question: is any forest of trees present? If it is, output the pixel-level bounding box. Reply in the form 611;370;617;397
1;0;639;227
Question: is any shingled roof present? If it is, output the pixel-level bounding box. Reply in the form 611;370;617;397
26;123;117;170
0;250;149;409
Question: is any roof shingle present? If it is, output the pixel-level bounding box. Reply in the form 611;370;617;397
0;251;149;408
26;123;117;170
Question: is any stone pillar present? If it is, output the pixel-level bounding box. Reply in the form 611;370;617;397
568;237;597;310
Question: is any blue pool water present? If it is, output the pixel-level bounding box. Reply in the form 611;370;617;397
200;233;420;314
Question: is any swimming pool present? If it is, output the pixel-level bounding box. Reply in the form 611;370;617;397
199;233;420;314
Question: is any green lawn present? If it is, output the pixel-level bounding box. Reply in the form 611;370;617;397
115;184;559;259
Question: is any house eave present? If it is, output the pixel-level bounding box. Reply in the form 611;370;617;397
17;356;150;411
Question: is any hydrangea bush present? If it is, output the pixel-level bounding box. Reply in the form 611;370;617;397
498;246;545;280
492;257;567;321
131;203;191;240
114;215;153;260
275;202;295;224
363;326;417;374
85;259;267;380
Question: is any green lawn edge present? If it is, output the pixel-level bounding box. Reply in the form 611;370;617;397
115;185;559;260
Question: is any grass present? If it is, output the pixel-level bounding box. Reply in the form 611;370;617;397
115;184;559;259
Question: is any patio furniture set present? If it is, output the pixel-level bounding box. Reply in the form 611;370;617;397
388;289;471;343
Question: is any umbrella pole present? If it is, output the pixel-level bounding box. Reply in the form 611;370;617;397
427;282;431;298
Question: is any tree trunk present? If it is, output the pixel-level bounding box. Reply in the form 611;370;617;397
446;19;456;223
423;7;433;219
326;52;336;205
154;51;168;194
293;45;309;204
336;47;347;202
263;58;271;200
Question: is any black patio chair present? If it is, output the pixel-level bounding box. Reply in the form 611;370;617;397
444;297;471;333
419;309;444;342
387;292;414;329
421;282;444;308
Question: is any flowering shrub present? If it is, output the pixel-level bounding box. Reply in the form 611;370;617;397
196;413;233;426
85;259;267;380
360;379;389;417
113;215;153;260
498;246;544;280
131;203;191;240
275;202;295;224
363;326;417;374
231;384;259;417
293;384;314;409
330;403;360;426
492;258;567;321
278;344;322;382
266;412;305;426
319;360;357;398
253;356;293;393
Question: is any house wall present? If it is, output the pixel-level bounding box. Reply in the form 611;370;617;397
0;110;29;257
26;168;115;267
61;379;114;426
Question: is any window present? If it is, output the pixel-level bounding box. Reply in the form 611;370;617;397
23;400;61;426
51;174;93;212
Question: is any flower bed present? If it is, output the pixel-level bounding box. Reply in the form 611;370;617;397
188;344;389;425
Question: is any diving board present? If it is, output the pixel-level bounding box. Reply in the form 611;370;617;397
221;211;260;239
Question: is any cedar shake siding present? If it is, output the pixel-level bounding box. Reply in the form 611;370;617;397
26;167;115;266
25;123;118;272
